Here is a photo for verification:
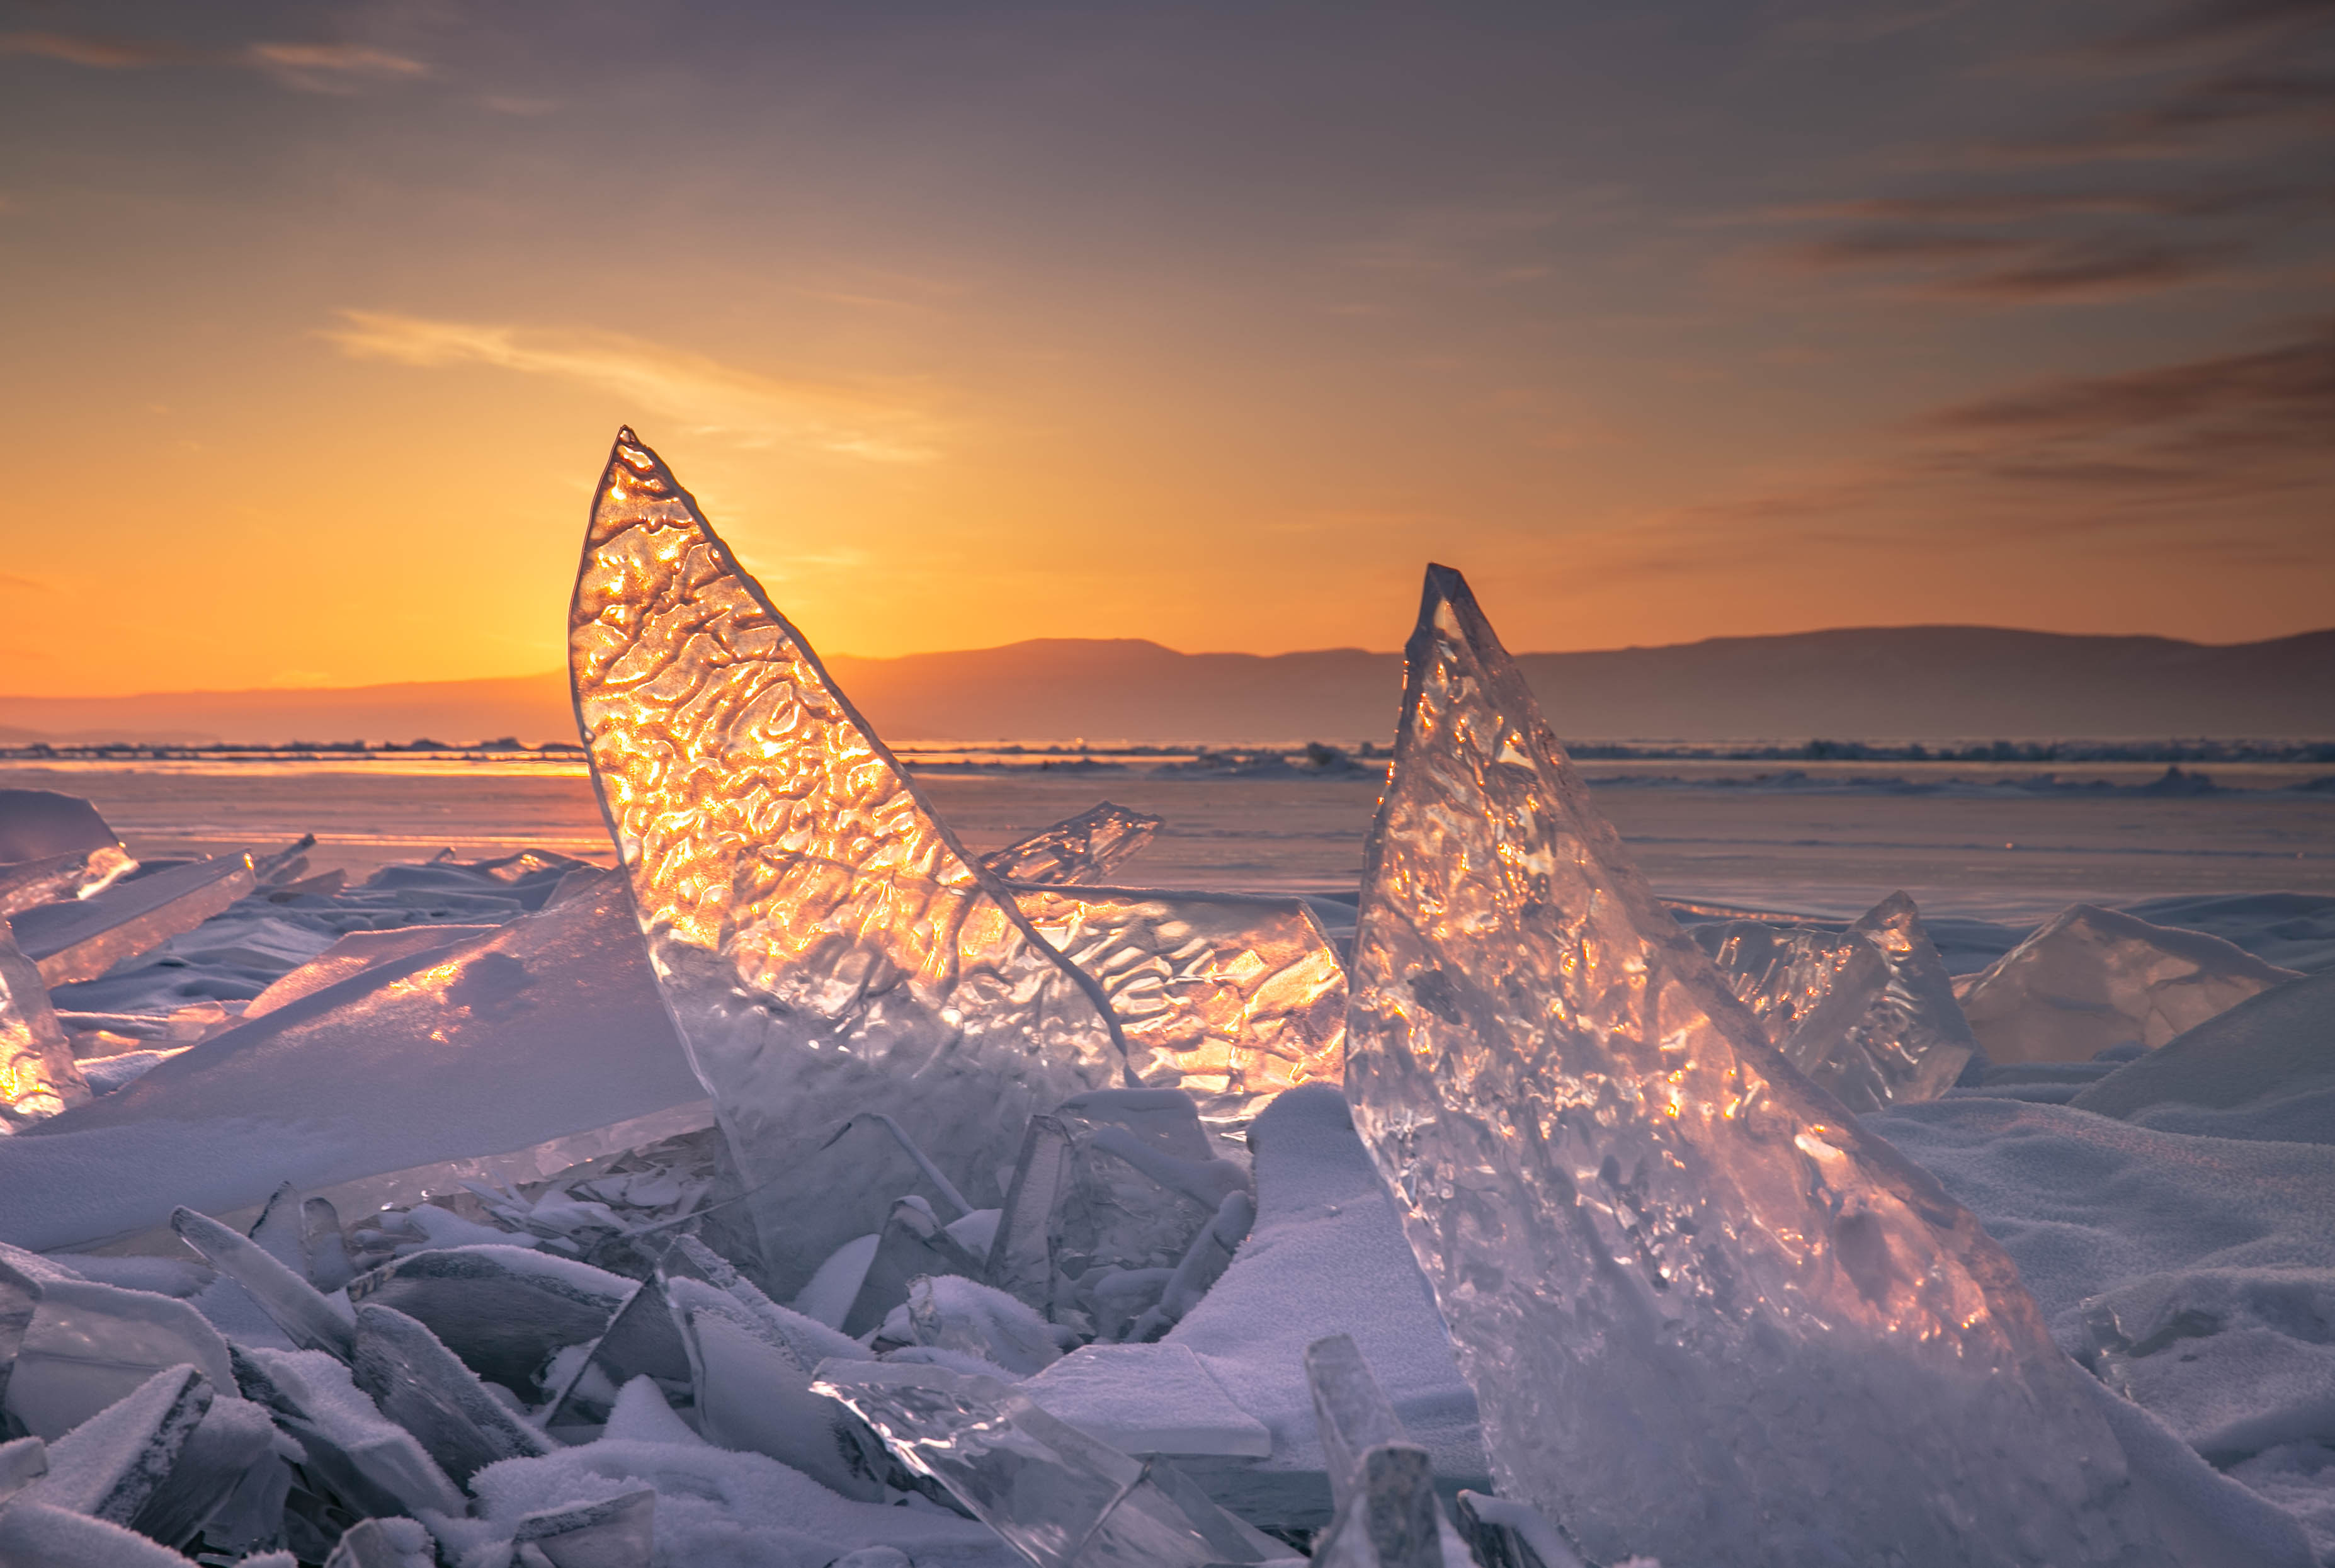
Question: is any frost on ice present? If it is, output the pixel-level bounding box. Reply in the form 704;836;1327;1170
567;428;1128;1293
1341;564;2176;1567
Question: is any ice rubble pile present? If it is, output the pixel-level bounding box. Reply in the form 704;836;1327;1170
2;429;2331;1565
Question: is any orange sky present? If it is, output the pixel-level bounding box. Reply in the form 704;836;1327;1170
4;1;2331;695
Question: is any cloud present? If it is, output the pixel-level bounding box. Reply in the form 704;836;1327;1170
0;30;187;67
321;310;941;462
247;42;429;93
1761;231;2241;303
2089;0;2335;62
1756;188;2294;223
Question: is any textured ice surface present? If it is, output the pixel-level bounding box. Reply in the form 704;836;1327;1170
10;854;256;987
1691;891;1974;1111
569;428;1125;1295
2068;967;2335;1140
982;802;1162;885
16;1361;208;1522
1959;902;2302;1064
348;1246;629;1397
0;875;705;1252
349;1302;553;1486
1;918;88;1130
812;1358;1289;1568
232;1344;468;1520
1011;886;1346;1133
1341;565;2176;1567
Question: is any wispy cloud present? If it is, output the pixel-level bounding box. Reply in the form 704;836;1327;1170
247;42;429;94
0;30;188;67
321;310;942;462
1759;231;2241;303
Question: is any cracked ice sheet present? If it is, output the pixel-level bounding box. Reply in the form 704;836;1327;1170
569;428;1125;1294
1341;566;2188;1568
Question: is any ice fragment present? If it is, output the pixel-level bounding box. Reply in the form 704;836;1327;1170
347;1246;630;1398
172;1206;355;1361
1453;1492;1585;1568
512;1487;655;1568
844;1197;987;1338
904;1273;1068;1375
668;1275;880;1498
3;1275;235;1440
0;1433;47;1504
0;1499;196;1566
810;1357;1288;1568
0;789;118;866
323;1514;436;1568
9;854;256;987
1;919;87;1130
349;1304;552;1486
125;1390;282;1550
0;843;136;919
231;1345;467;1521
1341;565;2177;1567
569;428;1127;1295
16;1361;208;1523
1959;902;2301;1064
982;802;1162;885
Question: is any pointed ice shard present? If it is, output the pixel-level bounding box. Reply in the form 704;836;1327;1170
569;428;1127;1294
9;853;255;987
0;843;135;920
1690;892;1974;1113
810;1358;1290;1568
667;1275;879;1497
1341;565;2178;1567
232;1345;467;1521
1011;887;1346;1132
983;802;1164;885
173;1207;355;1361
1958;901;2300;1064
16;1361;210;1523
842;1196;986;1337
349;1304;552;1486
2;918;88;1130
126;1391;281;1550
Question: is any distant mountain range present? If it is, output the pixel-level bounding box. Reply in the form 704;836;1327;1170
3;626;2330;746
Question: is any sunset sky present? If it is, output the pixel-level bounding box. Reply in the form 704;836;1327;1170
4;0;2330;695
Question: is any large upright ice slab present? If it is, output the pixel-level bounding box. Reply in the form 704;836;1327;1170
2;919;88;1130
1013;887;1346;1134
569;428;1127;1293
983;802;1162;885
1341;565;2176;1567
1958;902;2301;1063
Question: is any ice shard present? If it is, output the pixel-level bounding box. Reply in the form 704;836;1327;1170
983;802;1163;886
1341;565;2177;1567
346;1246;630;1397
3;1274;236;1440
16;1361;210;1523
810;1358;1291;1568
1011;887;1346;1132
1957;902;2301;1064
0;842;135;919
511;1489;655;1568
231;1346;467;1521
349;1304;552;1486
10;853;256;987
171;1207;355;1361
1689;891;1975;1112
569;428;1127;1294
2;918;88;1131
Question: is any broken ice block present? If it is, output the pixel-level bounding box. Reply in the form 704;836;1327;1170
10;854;256;987
984;1090;1239;1328
1958;902;2302;1063
1011;887;1347;1131
347;1246;630;1397
3;918;88;1130
126;1390;281;1550
1310;1445;1443;1568
569;428;1128;1294
0;788;119;866
1453;1493;1584;1568
902;1273;1067;1375
232;1345;467;1521
982;802;1163;885
1341;565;2177;1567
511;1488;655;1568
172;1207;355;1361
1690;892;1974;1113
0;1500;198;1566
0;1433;46;1504
0;842;135;919
241;924;502;1019
16;1361;210;1522
3;1274;236;1440
811;1358;1290;1568
324;1515;436;1568
349;1304;552;1486
668;1275;879;1498
843;1197;986;1337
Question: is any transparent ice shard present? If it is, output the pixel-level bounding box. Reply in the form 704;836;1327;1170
843;1196;987;1338
0;788;119;866
1958;902;2301;1064
983;803;1163;886
1690;892;1974;1113
3;1275;236;1440
1341;565;2175;1567
9;853;256;987
346;1246;630;1399
324;1514;436;1568
0;842;135;919
126;1391;281;1550
569;428;1127;1295
666;1275;878;1498
172;1207;355;1361
902;1273;1067;1375
349;1304;552;1486
231;1345;467;1521
0;1499;198;1566
2;918;88;1131
810;1357;1289;1568
1011;887;1346;1133
1303;1335;1470;1568
512;1488;655;1568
